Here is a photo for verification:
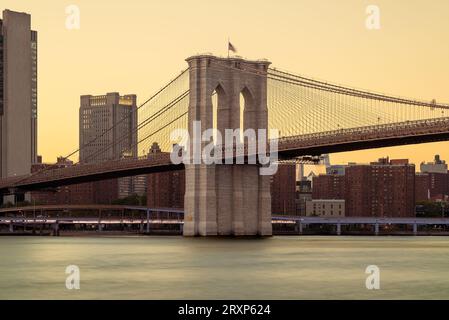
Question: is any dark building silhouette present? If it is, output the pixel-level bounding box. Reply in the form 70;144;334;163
146;143;185;209
30;157;118;205
271;163;296;215
147;170;185;209
415;172;449;202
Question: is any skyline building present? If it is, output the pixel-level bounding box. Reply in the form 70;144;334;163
420;154;448;174
146;143;185;209
312;157;416;217
271;163;297;215
0;9;37;178
79;92;144;200
79;92;137;163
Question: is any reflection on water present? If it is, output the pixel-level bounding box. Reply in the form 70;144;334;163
0;236;449;299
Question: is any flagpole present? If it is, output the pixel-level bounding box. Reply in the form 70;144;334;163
227;37;230;58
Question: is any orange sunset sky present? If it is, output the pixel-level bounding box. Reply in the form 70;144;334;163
2;0;449;169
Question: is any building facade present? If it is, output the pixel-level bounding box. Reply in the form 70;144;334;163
0;10;38;178
312;174;346;200
30;157;119;205
345;158;415;217
326;165;347;176
146;143;185;208
296;179;312;216
415;155;449;203
420;155;448;174
312;158;416;217
306;199;345;217
415;172;449;202
147;169;185;209
79;92;137;163
79;92;144;201
271;163;297;215
31;156;125;205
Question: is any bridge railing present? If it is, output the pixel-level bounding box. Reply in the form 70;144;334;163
277;117;449;150
37;153;172;180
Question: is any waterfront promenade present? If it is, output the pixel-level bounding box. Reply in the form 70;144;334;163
1;205;449;236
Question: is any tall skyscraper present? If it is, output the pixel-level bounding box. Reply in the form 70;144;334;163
79;92;137;163
0;10;38;178
79;92;144;200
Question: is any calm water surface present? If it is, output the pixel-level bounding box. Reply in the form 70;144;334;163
1;236;448;299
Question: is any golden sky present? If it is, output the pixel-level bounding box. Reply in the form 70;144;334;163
2;0;449;168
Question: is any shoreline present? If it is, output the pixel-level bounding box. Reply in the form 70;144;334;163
3;231;449;237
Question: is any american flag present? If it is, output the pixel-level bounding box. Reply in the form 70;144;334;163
228;42;237;53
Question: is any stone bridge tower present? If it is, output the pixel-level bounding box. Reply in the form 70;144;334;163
183;55;272;236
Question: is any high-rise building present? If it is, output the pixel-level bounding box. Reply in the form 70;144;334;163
0;10;38;178
79;92;145;201
345;158;415;217
271;163;297;215
415;172;449;202
117;156;147;198
146;143;185;209
420;154;448;174
312;158;416;217
79;92;137;163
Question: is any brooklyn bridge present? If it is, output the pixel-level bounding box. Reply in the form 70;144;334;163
1;55;449;236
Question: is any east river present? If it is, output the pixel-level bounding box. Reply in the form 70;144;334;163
1;236;448;299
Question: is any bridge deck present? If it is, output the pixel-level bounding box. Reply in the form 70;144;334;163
1;117;449;193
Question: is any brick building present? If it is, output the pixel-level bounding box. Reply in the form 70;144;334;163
312;158;415;217
415;173;449;202
343;165;372;216
30;157;118;205
415;154;449;202
306;199;345;217
147;170;185;209
271;163;297;215
345;158;415;217
312;174;345;200
146;143;185;209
